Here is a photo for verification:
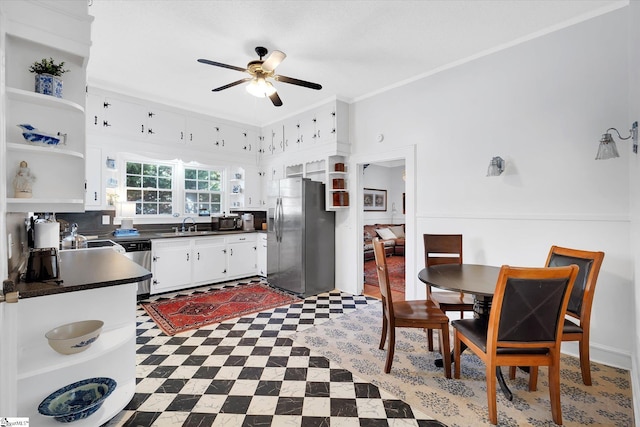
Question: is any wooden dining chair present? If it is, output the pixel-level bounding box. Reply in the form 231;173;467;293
423;234;475;350
452;264;578;425
373;238;451;378
510;246;605;386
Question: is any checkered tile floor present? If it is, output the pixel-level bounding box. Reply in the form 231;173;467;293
104;278;446;427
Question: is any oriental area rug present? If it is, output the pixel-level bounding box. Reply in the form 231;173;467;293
141;282;300;336
291;302;634;427
364;255;405;293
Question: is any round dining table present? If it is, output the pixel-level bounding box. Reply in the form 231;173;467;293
418;264;501;320
418;263;516;400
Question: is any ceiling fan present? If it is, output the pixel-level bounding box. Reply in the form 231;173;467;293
198;46;322;107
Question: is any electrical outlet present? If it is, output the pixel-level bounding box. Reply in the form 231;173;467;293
102;215;110;225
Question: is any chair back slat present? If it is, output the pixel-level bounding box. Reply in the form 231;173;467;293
372;238;394;315
424;234;463;267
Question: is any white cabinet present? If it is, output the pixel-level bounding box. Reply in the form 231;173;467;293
193;237;227;285
151;234;258;295
227;234;257;278
257;233;267;277
243;165;264;208
17;284;137;427
151;238;193;294
85;146;102;208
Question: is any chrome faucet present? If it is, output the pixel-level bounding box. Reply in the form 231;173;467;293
181;217;196;232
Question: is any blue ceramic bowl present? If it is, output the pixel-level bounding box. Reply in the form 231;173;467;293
38;377;117;423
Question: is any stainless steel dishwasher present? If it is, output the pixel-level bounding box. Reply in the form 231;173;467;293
118;240;152;298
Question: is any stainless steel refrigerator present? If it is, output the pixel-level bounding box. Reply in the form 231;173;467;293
267;177;335;297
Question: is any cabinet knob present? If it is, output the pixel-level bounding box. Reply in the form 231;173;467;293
94;116;98;126
94;192;98;201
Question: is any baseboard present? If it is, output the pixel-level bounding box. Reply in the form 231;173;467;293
632;352;640;427
560;341;631;371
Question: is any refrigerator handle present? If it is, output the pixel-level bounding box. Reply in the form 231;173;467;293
274;197;281;242
277;197;284;242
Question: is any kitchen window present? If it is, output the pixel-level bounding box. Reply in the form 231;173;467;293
125;161;174;215
184;167;223;215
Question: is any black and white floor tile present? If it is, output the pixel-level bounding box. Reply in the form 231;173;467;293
104;279;447;427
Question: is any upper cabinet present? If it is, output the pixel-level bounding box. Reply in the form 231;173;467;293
2;1;92;213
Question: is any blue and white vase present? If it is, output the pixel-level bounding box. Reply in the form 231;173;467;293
34;73;63;98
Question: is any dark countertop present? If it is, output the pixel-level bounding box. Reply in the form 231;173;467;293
11;248;152;299
108;229;258;242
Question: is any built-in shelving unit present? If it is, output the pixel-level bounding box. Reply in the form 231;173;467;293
2;1;91;213
327;155;349;210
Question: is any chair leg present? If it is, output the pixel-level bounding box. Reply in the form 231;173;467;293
529;366;538;391
427;328;434;351
454;333;461;379
486;362;498;425
509;366;516;380
439;325;451;378
379;315;388;350
548;357;563;425
579;336;592;386
384;327;395;373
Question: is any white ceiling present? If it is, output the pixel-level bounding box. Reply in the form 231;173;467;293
87;0;625;127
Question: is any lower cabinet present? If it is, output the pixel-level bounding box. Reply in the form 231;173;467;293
151;234;257;295
257;232;267;277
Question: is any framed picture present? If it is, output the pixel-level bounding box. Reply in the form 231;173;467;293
363;188;387;211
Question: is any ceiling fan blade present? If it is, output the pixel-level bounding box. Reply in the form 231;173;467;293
274;74;322;90
261;50;286;73
269;91;283;107
212;78;252;92
197;58;247;73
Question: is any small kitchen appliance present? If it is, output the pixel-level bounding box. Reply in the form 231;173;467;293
242;213;254;231
25;247;60;282
218;216;241;231
34;219;60;249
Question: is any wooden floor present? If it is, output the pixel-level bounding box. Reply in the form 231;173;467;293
363;283;405;301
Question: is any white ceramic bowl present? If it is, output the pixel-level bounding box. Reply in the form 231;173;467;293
45;320;104;355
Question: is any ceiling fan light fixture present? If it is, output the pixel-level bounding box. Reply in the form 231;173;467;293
246;78;276;98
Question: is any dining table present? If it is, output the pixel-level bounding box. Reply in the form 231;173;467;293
418;263;517;400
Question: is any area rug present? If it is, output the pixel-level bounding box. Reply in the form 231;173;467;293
141;283;300;336
291;302;634;427
364;255;405;292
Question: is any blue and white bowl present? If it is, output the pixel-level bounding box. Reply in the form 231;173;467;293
38;377;116;423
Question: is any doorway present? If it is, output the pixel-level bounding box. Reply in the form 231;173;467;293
361;161;406;301
351;145;417;300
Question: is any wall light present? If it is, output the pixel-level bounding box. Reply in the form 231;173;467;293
487;156;505;177
595;121;638;160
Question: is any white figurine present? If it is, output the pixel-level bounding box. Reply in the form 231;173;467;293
13;160;36;198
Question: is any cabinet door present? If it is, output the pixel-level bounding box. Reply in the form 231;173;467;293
187;116;216;146
85;146;102;209
102;97;147;137
151;239;192;294
147;107;186;143
193;238;227;285
316;103;337;144
257;234;267;277
243;166;263;208
227;240;257;278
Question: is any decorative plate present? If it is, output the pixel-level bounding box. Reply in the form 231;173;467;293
38;377;117;423
17;124;66;146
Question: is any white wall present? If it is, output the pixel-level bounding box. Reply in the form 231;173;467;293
346;7;633;369
627;0;640;421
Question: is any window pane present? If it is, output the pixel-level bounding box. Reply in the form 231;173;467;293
158;178;172;189
185;180;197;190
158;165;172;178
210;171;221;181
142;164;157;176
126;176;141;187
198;193;210;203
185;169;196;180
126;162;141;174
143;176;157;188
143;190;158;202
212;194;221;203
197;170;208;180
142;203;157;215
159;203;172;215
197;180;209;190
159;191;172;202
209;182;220;191
127;189;141;202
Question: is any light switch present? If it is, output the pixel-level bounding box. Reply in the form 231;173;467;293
102;215;110;225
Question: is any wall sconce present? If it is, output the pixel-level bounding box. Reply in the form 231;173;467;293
595;121;638;160
487;156;505;177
